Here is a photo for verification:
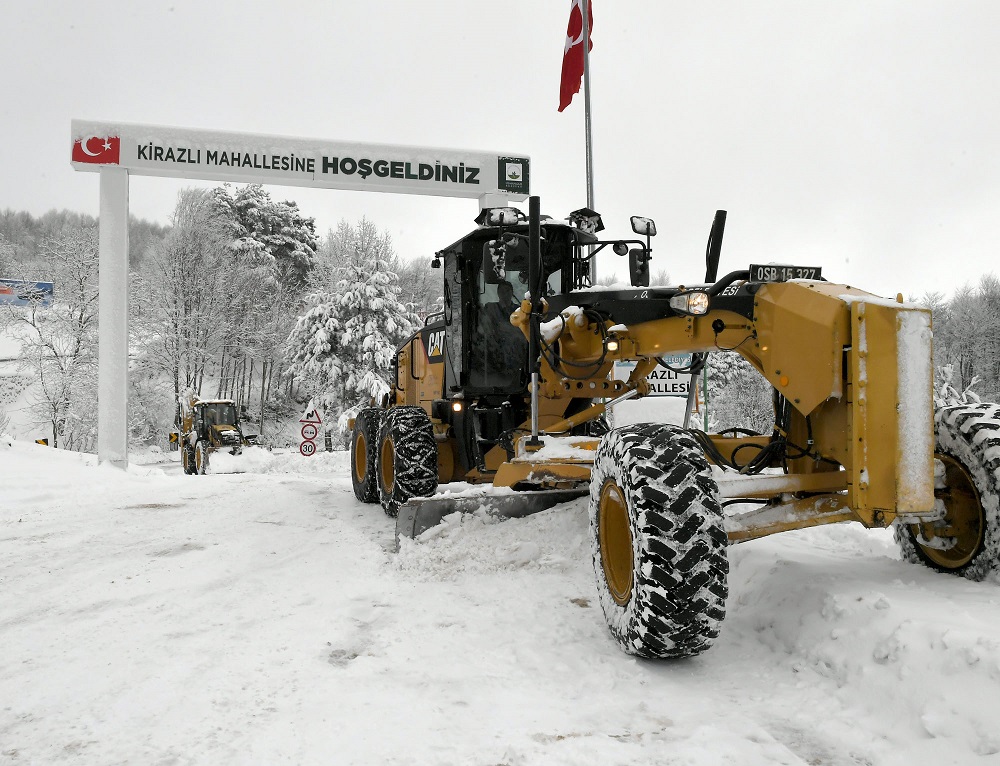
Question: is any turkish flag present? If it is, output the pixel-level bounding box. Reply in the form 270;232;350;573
558;0;593;112
72;135;121;165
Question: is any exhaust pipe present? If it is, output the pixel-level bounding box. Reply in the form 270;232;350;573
684;210;727;430
527;195;543;448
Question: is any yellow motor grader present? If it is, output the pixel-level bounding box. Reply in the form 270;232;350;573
175;394;253;475
350;196;999;659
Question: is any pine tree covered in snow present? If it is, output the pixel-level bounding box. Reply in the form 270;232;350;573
212;184;318;294
285;219;417;433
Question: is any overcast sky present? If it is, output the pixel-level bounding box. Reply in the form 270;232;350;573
2;1;998;298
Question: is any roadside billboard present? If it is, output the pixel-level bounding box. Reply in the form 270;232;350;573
613;355;693;397
0;279;54;307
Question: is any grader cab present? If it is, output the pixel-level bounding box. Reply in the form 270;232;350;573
350;196;1000;659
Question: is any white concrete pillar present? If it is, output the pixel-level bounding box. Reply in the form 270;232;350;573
97;167;130;467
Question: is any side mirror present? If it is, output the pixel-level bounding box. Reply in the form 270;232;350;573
630;216;657;237
629;248;650;287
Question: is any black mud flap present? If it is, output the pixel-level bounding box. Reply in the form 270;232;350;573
395;488;589;548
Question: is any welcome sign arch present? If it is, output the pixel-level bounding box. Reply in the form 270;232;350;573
71;119;530;466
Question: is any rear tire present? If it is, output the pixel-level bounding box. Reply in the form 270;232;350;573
589;423;728;659
894;403;1000;581
195;441;210;475
182;443;196;475
351;408;383;503
377;406;438;518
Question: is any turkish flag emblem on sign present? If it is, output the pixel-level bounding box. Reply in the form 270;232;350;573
72;135;121;164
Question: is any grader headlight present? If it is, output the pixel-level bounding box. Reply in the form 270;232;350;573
670;291;711;316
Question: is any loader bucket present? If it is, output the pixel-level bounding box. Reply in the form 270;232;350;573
395;488;589;546
204;445;269;474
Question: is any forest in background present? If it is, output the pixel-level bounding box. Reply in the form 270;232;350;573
0;189;439;450
1;195;997;451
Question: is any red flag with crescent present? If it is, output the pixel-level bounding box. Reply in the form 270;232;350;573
72;135;121;164
558;0;593;112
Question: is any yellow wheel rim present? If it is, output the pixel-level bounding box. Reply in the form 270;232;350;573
380;436;395;495
598;480;633;606
914;454;984;569
354;431;368;483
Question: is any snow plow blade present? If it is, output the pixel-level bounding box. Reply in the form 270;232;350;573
395;488;589;544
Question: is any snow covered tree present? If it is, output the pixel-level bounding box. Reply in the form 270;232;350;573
704;352;773;434
285;219;417;434
395;257;443;321
130;186;316;443
0;233;15;275
593;268;670;288
200;185;320;435
212;184;318;294
135;189;234;423
650;267;672;286
923;277;1000;402
972;275;1000;401
1;223;100;449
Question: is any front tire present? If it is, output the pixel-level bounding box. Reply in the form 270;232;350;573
351;408;383;503
376;406;438;518
589;423;728;659
895;403;1000;580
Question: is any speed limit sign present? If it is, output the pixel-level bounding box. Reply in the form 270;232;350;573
301;423;319;441
299;440;316;457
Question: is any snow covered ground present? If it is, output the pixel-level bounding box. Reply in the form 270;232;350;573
2;437;1000;765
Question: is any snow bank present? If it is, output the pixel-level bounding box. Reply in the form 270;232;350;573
723;525;1000;762
396;499;591;580
208;446;351;474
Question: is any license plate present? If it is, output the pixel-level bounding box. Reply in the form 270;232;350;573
749;264;823;282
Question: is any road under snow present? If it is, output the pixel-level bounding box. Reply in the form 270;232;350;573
2;439;999;765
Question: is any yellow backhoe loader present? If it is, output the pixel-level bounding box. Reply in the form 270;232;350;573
176;394;254;475
350;196;999;659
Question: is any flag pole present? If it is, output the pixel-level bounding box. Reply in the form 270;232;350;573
581;0;596;282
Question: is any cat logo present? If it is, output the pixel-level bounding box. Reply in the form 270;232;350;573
424;328;446;363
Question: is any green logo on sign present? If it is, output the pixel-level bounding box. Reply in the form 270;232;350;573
498;156;529;194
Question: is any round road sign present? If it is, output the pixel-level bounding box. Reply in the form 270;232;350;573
299;439;316;457
301;423;319;440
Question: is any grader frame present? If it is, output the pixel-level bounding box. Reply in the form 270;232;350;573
349;195;995;659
